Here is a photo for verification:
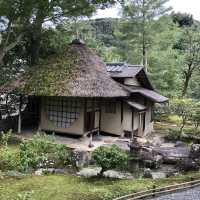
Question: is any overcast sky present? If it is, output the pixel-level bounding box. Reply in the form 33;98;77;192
94;0;200;20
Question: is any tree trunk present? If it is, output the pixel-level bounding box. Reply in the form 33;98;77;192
182;72;192;97
0;33;23;66
142;0;148;72
28;12;45;66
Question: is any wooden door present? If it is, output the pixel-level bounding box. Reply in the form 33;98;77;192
85;111;95;132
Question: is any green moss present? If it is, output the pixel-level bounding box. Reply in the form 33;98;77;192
0;172;200;200
21;47;79;96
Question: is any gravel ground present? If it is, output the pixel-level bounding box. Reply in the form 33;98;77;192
148;186;200;200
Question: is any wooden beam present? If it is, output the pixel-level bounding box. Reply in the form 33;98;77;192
18;95;22;134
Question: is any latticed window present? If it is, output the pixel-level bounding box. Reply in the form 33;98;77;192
105;100;116;114
46;97;80;128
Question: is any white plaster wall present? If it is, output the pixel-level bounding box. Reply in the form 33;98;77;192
40;97;84;135
101;101;122;136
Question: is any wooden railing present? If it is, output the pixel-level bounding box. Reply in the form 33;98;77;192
113;178;200;200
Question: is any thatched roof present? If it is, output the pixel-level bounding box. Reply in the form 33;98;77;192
0;41;128;98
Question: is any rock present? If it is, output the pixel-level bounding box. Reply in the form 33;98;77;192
35;168;44;176
178;158;200;172
166;171;179;177
153;147;190;164
175;141;187;147
190;144;200;159
5;171;26;178
151;172;166;179
77;168;101;178
73;149;91;168
35;168;66;175
143;168;153;178
54;169;65;174
103;170;133;179
137;147;163;169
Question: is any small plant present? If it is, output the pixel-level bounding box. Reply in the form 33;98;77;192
0;129;12;147
0;147;19;171
16;191;34;200
92;145;128;176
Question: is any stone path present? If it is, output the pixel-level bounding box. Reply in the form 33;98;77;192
148;186;200;200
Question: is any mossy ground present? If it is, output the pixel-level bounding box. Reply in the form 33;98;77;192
1;169;200;200
1;135;200;200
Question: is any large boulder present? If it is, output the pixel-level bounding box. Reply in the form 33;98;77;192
177;158;200;172
153;146;190;164
138;147;163;169
175;141;187;148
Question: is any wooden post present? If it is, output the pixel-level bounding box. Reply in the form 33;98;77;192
120;100;124;138
131;109;134;140
89;131;94;148
18;95;22;134
37;96;41;132
98;100;101;136
88;99;95;148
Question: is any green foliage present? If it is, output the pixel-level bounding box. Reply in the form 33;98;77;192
191;102;200;129
19;133;75;172
170;98;194;132
0;147;19;171
167;128;181;141
172;12;194;27
0;129;12;147
92;145;128;175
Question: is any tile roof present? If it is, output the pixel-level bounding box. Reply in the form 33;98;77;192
122;85;168;103
106;62;143;78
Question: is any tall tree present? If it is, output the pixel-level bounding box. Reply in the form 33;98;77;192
172;12;194;27
0;0;118;66
120;0;171;70
174;26;200;97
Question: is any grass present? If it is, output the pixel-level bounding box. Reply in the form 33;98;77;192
1;172;200;200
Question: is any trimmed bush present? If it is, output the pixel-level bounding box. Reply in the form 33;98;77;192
92;145;128;176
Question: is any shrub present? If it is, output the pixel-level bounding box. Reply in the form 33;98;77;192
0;129;12;147
19;132;75;172
0;147;19;171
166;128;181;141
92;145;128;176
184;128;200;136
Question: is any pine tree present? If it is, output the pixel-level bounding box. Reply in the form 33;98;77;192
121;0;171;71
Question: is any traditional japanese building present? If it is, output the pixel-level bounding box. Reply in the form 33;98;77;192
0;39;168;139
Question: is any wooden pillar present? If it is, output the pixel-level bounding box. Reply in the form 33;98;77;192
138;112;143;136
131;108;134;140
38;96;42;132
120;100;124;138
89;99;95;148
83;98;87;133
18;95;22;134
98;100;102;136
